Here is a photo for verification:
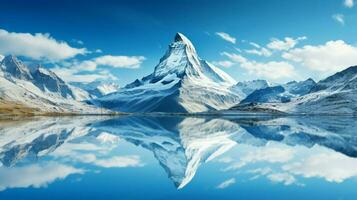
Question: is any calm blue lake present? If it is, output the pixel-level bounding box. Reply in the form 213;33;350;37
0;115;356;200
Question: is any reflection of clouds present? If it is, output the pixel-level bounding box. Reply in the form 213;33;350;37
220;142;357;186
248;167;272;180
224;143;295;171
0;162;84;191
51;134;144;169
247;167;302;186
94;156;143;168
216;178;236;189
217;157;234;164
267;173;296;185
283;151;357;183
96;132;120;144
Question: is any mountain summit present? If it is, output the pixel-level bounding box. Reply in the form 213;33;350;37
1;55;33;80
0;55;98;113
92;33;240;113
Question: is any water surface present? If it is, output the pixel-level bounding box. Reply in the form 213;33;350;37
0;115;356;200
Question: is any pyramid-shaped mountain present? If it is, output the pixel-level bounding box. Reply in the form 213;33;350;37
92;33;240;113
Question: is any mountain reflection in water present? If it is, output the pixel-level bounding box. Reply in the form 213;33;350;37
0;115;356;198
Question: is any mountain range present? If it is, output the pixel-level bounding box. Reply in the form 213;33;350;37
1;33;357;115
0;55;115;114
232;66;357;115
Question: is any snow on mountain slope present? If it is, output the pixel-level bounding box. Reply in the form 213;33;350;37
233;66;357;115
239;78;316;104
0;55;100;113
71;80;120;98
0;55;32;80
92;33;240;113
0;116;103;166
93;116;241;189
287;66;357;114
237;117;357;157
231;80;270;99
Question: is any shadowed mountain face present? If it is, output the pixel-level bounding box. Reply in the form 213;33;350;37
0;55;76;100
240;78;316;104
232;66;357;115
291;66;357;114
0;116;357;190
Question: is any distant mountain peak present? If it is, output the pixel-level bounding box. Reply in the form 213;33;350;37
1;54;33;80
71;80;120;97
3;54;13;61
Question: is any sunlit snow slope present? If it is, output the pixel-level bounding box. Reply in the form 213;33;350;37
92;33;240;113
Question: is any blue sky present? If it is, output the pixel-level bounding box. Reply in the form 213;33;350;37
1;0;357;85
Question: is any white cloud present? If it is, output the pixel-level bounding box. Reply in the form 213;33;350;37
0;29;87;61
213;60;235;68
344;0;354;8
0;162;84;191
217;156;234;163
267;173;296;185
241;145;294;164
221;52;247;63
216;178;236;189
249;42;261;48
234;47;242;52
94;55;145;69
245;48;272;57
332;14;345;25
94;156;143;168
222;52;297;80
283;152;357;183
249;167;273;175
75;60;98;71
96;132;120;144
267;36;307;51
0;54;4;61
52;140;144;169
245;42;272;57
216;32;236;44
224;144;295;171
51;67;117;83
241;61;296;80
73;55;145;71
282;40;357;74
52;55;144;83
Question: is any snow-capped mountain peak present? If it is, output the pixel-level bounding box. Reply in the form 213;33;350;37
0;55;98;113
0;55;33;80
310;66;357;92
238;78;317;104
152;32;236;86
231;79;270;98
152;32;201;80
174;32;197;55
93;33;240;113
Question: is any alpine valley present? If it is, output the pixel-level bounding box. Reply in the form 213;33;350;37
1;33;357;115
